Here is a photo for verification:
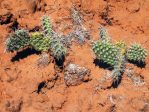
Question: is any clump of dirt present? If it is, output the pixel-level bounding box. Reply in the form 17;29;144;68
0;0;149;112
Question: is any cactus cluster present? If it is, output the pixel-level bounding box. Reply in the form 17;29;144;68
5;29;30;52
93;27;147;86
92;41;118;66
5;15;68;61
30;32;51;52
4;13;148;87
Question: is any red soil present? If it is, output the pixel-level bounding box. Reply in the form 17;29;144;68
0;0;149;112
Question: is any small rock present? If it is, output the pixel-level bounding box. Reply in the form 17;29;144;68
64;64;91;86
37;53;50;68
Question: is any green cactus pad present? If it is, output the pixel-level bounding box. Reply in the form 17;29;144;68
5;29;30;52
50;39;67;60
41;15;52;37
30;32;51;52
127;44;147;62
92;41;118;66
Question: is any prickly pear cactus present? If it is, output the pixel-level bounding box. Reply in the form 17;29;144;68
99;27;111;42
127;44;147;62
92;41;118;66
41;15;52;37
5;29;30;52
50;39;67;60
30;32;50;52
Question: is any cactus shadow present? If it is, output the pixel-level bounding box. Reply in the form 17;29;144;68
93;59;113;70
54;55;65;69
111;77;122;88
128;60;146;68
33;81;46;94
11;48;40;62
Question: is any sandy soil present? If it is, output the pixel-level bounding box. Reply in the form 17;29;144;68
0;0;149;112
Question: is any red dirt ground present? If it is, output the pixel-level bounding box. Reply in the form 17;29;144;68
0;0;149;112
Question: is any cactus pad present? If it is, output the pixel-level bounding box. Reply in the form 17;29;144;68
127;44;147;62
41;15;52;37
92;41;118;66
112;45;126;82
5;29;30;52
50;39;67;60
30;32;50;52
